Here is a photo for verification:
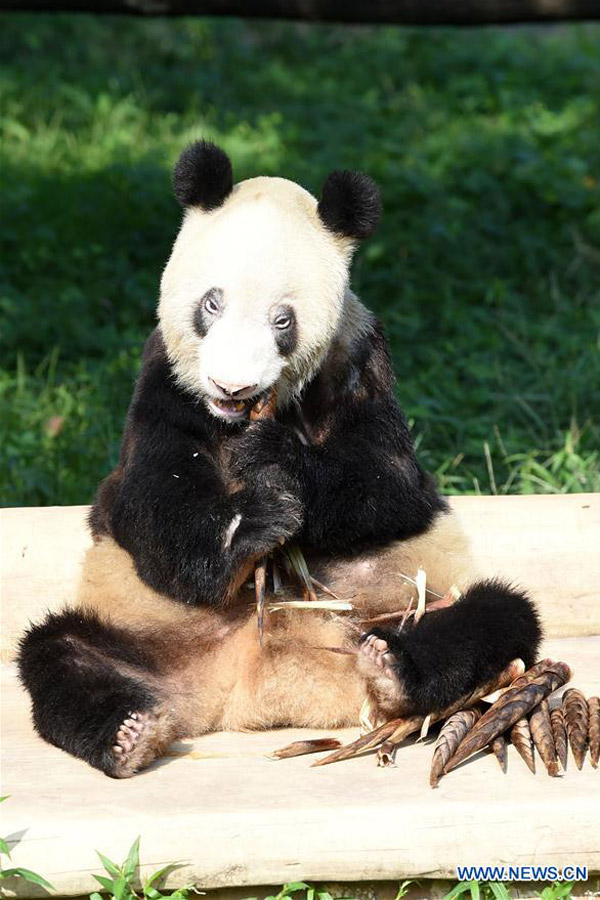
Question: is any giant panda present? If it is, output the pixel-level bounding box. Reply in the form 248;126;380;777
18;141;541;778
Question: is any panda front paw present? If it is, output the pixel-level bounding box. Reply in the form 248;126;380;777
229;419;300;482
230;480;304;558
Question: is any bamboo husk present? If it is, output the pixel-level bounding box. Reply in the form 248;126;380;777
281;543;318;603
444;662;572;774
491;734;508;773
312;658;524;768
529;699;562;777
269;738;342;759
563;688;589;770
510;718;536;774
588;696;599;769
550;706;568;771
430;707;482;787
480;658;553;706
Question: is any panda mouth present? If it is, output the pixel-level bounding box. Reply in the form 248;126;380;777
207;396;255;420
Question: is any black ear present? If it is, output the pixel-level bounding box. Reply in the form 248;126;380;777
173;141;233;210
317;170;381;241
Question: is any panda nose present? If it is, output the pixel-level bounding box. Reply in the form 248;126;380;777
209;378;258;399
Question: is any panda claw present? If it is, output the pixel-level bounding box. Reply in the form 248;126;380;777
356;629;412;717
110;709;163;778
124;717;142;731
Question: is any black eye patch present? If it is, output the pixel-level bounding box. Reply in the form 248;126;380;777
193;287;223;337
272;304;297;357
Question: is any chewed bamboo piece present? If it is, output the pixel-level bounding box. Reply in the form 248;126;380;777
563;688;589;770
529;699;562;777
268;599;353;612
269;738;342;759
254;557;267;649
430;707;482;787
443;662;572;775
377;718;419;768
550;707;568;771
313;658;524;768
414;567;427;623
588;697;599;768
510;718;536;774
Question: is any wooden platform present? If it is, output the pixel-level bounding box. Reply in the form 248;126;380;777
1;496;599;896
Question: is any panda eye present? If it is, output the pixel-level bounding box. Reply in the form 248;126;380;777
274;315;291;330
205;294;220;315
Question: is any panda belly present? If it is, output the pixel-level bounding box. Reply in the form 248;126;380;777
77;535;371;735
17;511;486;778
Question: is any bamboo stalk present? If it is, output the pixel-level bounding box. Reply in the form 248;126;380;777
444;662;572;774
269;738;342;759
430;707;482;787
529;699;562;777
313;658;524;768
563;688;589;770
250;389;277;647
550;706;568;771
588;696;599;769
510;717;536;774
491;734;508;773
255;556;267;649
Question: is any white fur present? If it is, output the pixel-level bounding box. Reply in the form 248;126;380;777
159;176;355;411
223;513;242;550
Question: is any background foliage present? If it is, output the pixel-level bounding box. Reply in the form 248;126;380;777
1;16;599;505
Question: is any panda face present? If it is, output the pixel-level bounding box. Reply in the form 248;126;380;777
192;286;298;421
159;143;381;422
159;177;351;420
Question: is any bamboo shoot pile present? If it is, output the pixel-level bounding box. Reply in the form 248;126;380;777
270;658;597;784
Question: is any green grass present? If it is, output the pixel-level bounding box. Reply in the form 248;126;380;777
1;16;599;505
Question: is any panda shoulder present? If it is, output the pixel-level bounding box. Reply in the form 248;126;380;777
127;328;210;435
325;292;394;396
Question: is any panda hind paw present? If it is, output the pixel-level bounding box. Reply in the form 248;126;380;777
357;630;413;720
359;633;397;680
110;709;160;778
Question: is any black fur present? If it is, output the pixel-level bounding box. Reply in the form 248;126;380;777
272;304;297;357
193;287;224;337
230;317;445;553
364;579;542;715
173;141;233;210
89;319;444;606
17;609;159;776
318;170;382;240
90;331;303;606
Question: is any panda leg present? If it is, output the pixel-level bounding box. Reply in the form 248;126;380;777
357;578;542;721
17;608;177;778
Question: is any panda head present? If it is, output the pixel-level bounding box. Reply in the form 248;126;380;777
159;141;381;422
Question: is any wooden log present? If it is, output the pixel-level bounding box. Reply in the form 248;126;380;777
1;0;599;23
2;494;599;661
